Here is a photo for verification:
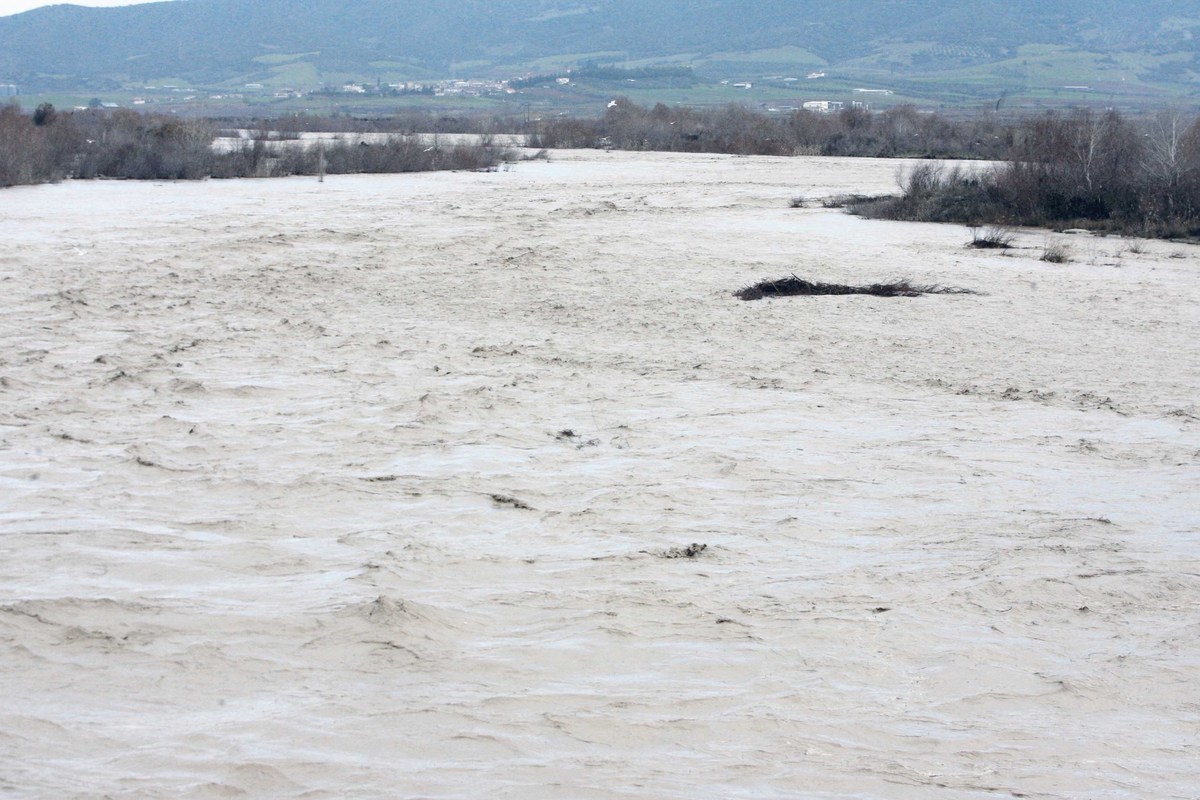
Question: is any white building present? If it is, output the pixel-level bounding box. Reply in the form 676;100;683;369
802;100;844;113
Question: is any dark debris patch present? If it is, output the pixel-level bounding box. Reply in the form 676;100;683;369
735;275;977;301
491;494;533;510
554;429;600;448
658;543;708;559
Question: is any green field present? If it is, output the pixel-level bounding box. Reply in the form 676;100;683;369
8;38;1198;119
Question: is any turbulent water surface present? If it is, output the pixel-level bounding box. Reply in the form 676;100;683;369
1;151;1198;799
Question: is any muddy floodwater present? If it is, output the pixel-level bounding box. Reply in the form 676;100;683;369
2;151;1198;799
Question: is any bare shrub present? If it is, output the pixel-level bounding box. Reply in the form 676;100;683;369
967;224;1016;249
1115;237;1147;257
900;161;944;197
1040;238;1072;263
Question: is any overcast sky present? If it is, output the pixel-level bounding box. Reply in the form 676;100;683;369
0;0;169;16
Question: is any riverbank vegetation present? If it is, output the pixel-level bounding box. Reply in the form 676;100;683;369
4;100;1198;239
530;98;1013;159
534;100;1199;238
849;109;1200;238
0;104;511;188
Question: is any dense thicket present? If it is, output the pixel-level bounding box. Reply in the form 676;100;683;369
530;99;1013;159
0;103;76;186
0;104;509;187
852;109;1200;238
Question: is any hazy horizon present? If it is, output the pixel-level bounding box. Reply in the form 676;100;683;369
0;0;170;17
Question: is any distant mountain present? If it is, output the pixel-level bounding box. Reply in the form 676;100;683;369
2;0;1198;106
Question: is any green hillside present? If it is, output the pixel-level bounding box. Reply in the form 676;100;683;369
1;0;1197;110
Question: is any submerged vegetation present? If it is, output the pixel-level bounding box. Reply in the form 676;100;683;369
4;99;1199;239
532;99;1200;239
850;109;1200;239
735;276;977;301
0;104;510;188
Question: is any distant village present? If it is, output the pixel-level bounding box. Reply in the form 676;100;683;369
2;69;899;114
102;77;516;107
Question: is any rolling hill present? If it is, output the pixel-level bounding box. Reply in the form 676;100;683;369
1;0;1198;109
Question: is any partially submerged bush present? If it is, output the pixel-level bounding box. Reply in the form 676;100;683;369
1040;238;1072;263
853;109;1200;239
823;193;889;209
735;275;976;301
73;110;214;180
204;134;509;179
968;224;1016;249
0;102;79;186
849;162;1008;223
1121;237;1146;254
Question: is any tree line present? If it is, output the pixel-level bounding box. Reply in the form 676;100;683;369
529;98;1015;159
